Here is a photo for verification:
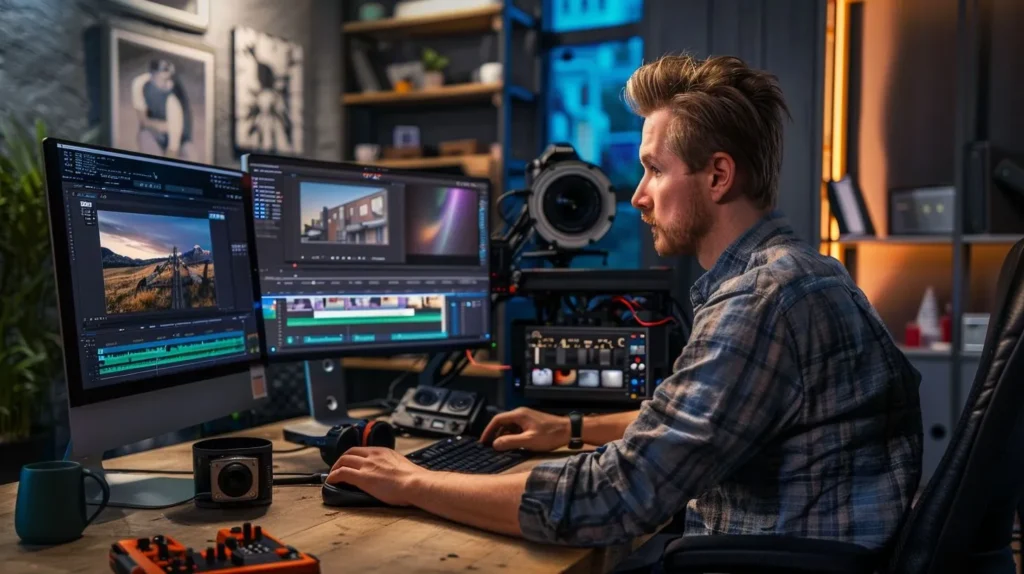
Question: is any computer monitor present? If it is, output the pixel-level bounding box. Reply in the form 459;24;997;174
243;155;493;419
43;138;265;507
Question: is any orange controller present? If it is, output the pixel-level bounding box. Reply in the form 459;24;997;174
109;523;319;574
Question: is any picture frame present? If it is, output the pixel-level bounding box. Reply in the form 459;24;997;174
106;0;210;33
101;26;216;165
232;27;305;156
827;174;876;237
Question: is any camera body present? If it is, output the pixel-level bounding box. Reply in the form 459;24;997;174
192;437;273;509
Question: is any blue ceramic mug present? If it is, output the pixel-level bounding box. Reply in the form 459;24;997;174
15;461;110;545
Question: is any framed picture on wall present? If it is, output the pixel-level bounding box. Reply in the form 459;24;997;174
827;174;876;237
232;27;305;156
107;0;210;33
102;26;216;164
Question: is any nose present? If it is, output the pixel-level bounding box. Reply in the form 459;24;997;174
631;180;649;211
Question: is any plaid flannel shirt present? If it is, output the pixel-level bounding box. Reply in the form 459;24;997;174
518;211;923;549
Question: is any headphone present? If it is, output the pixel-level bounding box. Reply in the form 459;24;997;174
315;420;396;467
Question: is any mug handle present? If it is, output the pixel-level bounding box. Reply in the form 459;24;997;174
82;468;110;526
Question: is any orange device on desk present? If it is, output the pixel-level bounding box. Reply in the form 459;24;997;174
109;522;319;573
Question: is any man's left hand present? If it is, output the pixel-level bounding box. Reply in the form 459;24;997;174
326;447;427;507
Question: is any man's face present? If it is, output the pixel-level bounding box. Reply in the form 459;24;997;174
152;67;174;90
631;108;712;257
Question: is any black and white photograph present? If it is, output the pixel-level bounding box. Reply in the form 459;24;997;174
105;27;215;164
233;26;304;155
107;0;210;32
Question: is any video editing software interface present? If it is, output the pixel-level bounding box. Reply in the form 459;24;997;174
514;326;666;402
246;157;491;356
53;143;260;392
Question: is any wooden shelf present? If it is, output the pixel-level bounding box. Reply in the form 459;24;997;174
343;5;502;38
834;235;950;245
342;82;502;106
342;356;505;379
359;154;493;178
963;234;1024;244
832;234;1023;245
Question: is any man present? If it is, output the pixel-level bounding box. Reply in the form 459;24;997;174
131;59;193;160
326;54;923;558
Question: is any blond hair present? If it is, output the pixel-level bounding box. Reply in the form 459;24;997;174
624;54;789;209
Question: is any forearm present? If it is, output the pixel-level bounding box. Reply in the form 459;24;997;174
410;470;530;538
582;410;639;445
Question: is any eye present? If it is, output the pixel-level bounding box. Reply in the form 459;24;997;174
648;165;661;177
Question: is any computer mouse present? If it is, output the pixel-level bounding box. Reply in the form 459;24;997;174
321;482;392;508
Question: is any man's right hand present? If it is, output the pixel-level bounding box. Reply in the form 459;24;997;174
479;407;570;452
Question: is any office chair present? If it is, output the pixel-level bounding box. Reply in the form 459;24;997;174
661;237;1024;574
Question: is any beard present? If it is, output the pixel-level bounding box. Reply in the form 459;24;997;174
642;193;712;257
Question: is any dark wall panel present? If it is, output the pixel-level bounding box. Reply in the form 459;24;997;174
641;0;826;306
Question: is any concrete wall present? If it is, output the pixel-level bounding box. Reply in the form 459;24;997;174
0;0;342;167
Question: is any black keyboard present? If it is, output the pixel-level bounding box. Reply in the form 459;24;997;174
406;435;532;474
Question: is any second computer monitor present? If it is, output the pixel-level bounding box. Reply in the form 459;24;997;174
243;155;492;359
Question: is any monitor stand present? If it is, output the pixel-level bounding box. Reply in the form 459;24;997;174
67;443;196;509
283;354;452;443
283;358;361;443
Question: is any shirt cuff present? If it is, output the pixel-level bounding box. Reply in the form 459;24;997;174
517;458;573;543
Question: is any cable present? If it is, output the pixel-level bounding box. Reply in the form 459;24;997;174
464;349;511;371
613;296;673;327
106;468;323;478
272;445;311;454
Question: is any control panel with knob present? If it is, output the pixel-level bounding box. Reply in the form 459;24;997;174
109;523;320;573
390;386;486;437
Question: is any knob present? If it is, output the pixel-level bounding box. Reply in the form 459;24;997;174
205;547;215;562
638;363;645;371
216;543;227;560
225;537;237;550
137;537;151;551
184;550;195;571
230;526;242;534
254;525;263;540
153;535;166;545
243;522;252;543
157;542;169;561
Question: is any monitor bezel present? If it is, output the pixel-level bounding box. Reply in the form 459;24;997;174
241;153;495;364
43;137;263;408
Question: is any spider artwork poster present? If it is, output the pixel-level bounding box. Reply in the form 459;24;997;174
232;27;304;155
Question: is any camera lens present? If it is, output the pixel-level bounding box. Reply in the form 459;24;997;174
217;463;254;499
542;175;602;235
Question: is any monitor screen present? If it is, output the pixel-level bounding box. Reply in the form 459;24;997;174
244;155;492;359
44;140;261;407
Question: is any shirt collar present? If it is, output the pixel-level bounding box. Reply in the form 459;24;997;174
690;210;795;309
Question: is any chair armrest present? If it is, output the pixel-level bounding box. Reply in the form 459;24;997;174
662;534;878;574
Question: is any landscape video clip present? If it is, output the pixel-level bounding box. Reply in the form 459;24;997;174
299;181;390;245
98;211;217;314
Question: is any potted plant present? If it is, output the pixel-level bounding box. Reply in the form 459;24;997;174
421;48;449;89
0;118;62;480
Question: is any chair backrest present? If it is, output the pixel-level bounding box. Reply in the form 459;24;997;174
888;238;1024;574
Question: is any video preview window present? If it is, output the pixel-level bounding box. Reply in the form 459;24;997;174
405;185;481;266
98;211;217;314
299;181;390;246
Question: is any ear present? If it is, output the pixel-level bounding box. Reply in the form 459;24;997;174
706;152;737;204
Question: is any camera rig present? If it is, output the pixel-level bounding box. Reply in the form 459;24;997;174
488;144;690;398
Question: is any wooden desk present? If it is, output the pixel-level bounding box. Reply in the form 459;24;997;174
0;414;640;573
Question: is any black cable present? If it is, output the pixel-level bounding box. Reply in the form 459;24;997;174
106;469;318;477
272;445;311;454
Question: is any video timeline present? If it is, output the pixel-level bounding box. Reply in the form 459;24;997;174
96;331;252;378
261;291;488;352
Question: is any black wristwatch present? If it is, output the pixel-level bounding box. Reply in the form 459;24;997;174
568;411;583;450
